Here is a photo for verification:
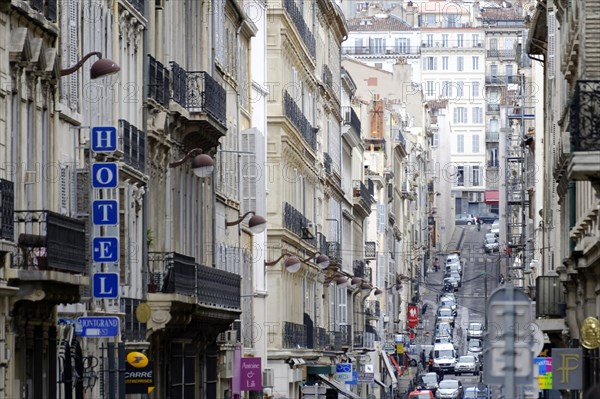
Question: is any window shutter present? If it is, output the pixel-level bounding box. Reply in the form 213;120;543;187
241;128;260;226
74;168;89;218
68;0;79;110
547;10;556;80
59;163;70;215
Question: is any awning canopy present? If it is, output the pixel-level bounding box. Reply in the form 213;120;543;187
535;318;567;332
485;190;500;203
379;349;398;384
315;375;361;399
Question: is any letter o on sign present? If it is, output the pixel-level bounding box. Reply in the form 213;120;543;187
127;352;149;368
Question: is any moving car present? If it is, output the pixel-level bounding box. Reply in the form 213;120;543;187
455;214;476;225
464;386;490;399
467;322;484;340
436;379;464;399
483;236;499;253
440;298;458;314
439;293;457;304
432;342;457;372
478;213;499;224
409;389;435;399
418;372;440;394
446;253;461;264
467;339;483;359
444;275;460;291
454;355;480;376
445;262;462;276
437;307;456;327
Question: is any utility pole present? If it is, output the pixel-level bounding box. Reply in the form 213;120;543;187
504;284;516;399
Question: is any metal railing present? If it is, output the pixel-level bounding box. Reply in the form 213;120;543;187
170;62;227;126
342;106;361;140
121;298;147;341
570;80;600;151
365;242;376;259
487;49;515;59
488;160;500;168
353;260;366;278
119;119;146;172
30;0;57;22
148;55;169;106
323;153;332;175
322;65;332;87
342;46;421;56
487;104;501;112
485;75;520;85
283;321;307;349
13;210;86;274
365;300;381;317
0;179;14;241
283;91;316;150
326;241;341;263
147;252;241;309
353;331;376;348
127;0;144;14
486;131;500;141
314;327;328;350
283;0;316;58
353;180;374;210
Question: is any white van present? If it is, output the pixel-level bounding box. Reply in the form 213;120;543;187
432;342;457;372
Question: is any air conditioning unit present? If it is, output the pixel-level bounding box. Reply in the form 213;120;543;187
302;222;316;239
216;330;237;345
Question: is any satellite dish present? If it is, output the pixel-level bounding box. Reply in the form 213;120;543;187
531;322;545;358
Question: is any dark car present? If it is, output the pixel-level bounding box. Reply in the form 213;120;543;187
478;213;498;224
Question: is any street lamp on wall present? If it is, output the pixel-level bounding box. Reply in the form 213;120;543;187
60;51;120;79
264;252;331;273
168;148;215;178
225;211;267;235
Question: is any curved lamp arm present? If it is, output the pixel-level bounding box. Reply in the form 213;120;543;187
265;253;288;267
226;211;256;227
169;148;205;168
60;52;102;76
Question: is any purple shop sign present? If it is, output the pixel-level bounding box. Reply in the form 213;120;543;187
240;357;262;391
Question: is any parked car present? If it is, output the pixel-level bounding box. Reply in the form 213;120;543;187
454;355;480;376
445;264;462;277
478;213;499;224
408;388;435;399
464;386;491;399
439;293;457;304
467;339;484;359
491;221;500;236
455;214;476;225
436;379;464;399
418;372;441;393
467;322;484;340
443;276;460;291
440;299;458;314
446;253;461;264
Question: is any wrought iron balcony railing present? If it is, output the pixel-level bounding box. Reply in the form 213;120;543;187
342;106;362;140
282;201;312;240
127;0;144;14
353;331;376;349
487;104;500;112
119;119;146;172
323;152;332;175
339;324;352;347
487;160;500;168
365;241;376;259
314;327;328;350
14;210;86;274
326;241;341;263
570;80;600;151
322;65;333;87
122;297;147;341
365;300;381;317
170;62;227;126
283;91;317;150
30;0;57;22
353;180;374;210
486;49;515;59
342;46;421;56
283;321;307;349
317;233;327;256
486;131;500;141
353;260;366;278
148;252;241;309
283;0;316;58
0;179;14;241
485;75;520;85
148;55;170;107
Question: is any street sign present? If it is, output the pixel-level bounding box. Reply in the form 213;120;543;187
91;126;118;152
552;348;583;390
240;357;262;391
357;371;374;383
93;273;119;299
335;363;352;382
346;371;358;385
91;162;119;188
92;200;119;225
93;237;119;262
487;343;532;377
76;316;120;337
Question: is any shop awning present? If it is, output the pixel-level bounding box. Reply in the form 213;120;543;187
485;190;500;203
315;375;360;399
379;349;398;384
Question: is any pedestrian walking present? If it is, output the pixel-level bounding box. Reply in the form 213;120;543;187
499;273;505;284
420;350;426;369
433;257;439;272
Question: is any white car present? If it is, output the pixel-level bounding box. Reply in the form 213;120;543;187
467;322;484;340
436;379;464;399
491;221;500;236
454;355;480;376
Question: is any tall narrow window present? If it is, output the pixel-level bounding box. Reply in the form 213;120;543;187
457;134;465;153
472;81;480;99
457;56;464;71
472;166;480;186
457;166;465;186
442;56;449;70
472;56;479;70
457;34;464;47
472;134;480;153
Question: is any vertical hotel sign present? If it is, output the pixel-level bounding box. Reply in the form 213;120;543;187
90;127;120;300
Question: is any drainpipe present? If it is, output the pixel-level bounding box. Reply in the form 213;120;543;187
141;0;150;298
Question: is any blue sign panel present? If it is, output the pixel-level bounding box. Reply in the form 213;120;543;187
93;273;119;299
77;316;120;337
91;126;118;152
346;371;358;385
93;237;119;262
91;163;119;189
92;200;119;225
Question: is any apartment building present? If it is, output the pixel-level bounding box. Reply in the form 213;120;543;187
528;0;600;394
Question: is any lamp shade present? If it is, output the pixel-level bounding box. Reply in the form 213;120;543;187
191;154;215;177
90;58;121;79
315;254;330;270
350;277;363;287
248;214;267;234
373;288;383;296
335;276;349;285
284;256;302;273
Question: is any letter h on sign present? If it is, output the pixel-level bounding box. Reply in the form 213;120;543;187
91;126;118;153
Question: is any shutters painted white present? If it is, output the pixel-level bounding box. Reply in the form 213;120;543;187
547;10;556;80
291;67;299;99
336;285;347;325
377;203;385;233
68;0;79;110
